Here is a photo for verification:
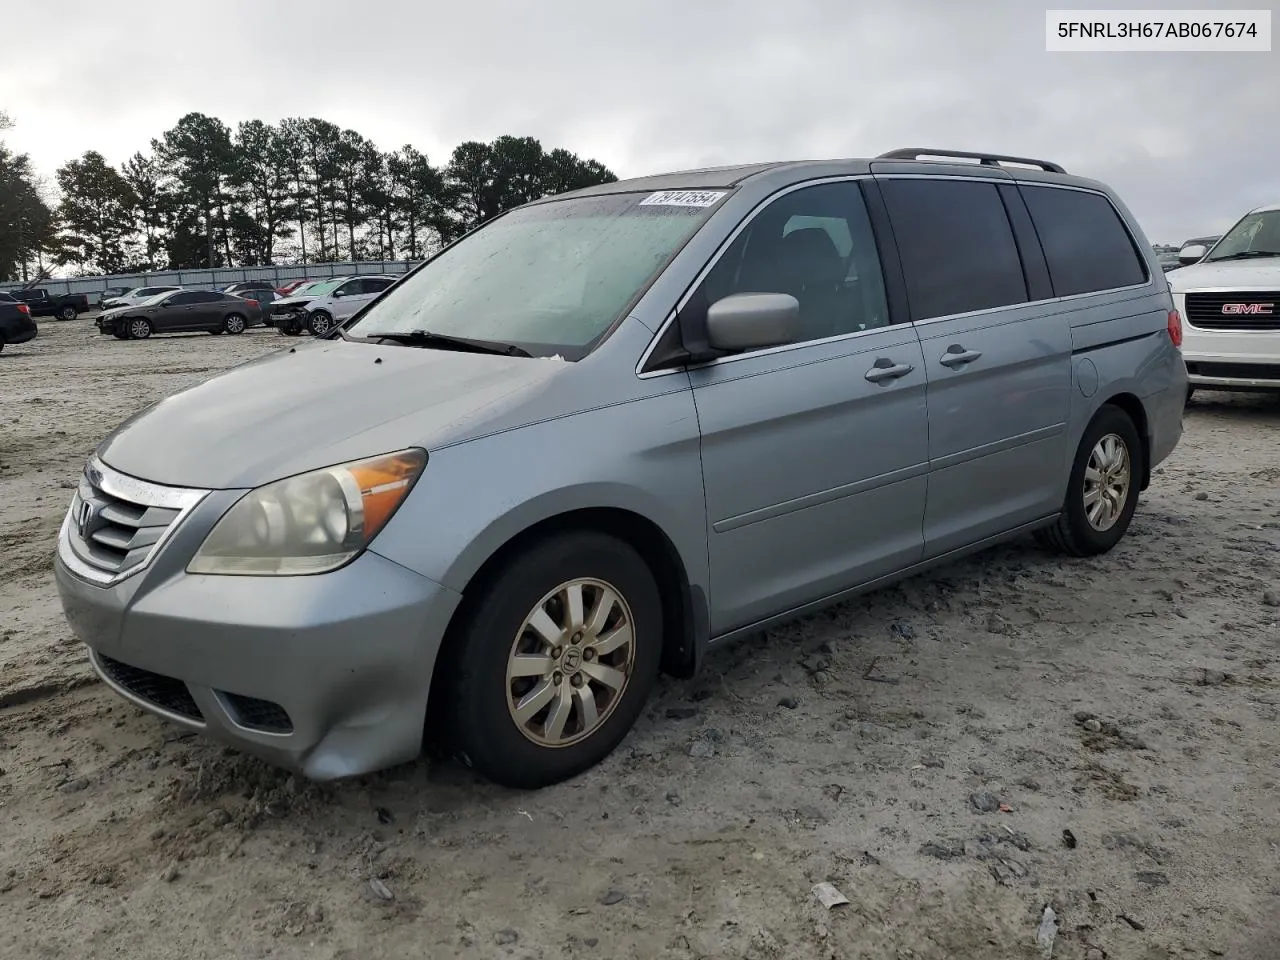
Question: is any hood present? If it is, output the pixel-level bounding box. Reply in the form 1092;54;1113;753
1168;257;1280;292
271;295;313;310
96;337;574;489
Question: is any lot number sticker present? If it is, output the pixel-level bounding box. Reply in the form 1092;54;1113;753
639;190;726;207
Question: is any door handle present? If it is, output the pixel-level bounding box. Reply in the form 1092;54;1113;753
939;346;982;368
864;360;916;383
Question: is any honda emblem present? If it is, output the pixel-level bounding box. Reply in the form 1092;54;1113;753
76;499;97;540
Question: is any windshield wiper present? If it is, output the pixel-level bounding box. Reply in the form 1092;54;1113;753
1209;251;1280;262
368;329;532;358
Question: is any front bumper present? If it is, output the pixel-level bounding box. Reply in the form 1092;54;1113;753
1182;355;1280;391
54;496;463;780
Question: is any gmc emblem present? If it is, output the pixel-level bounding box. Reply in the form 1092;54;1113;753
1221;302;1274;315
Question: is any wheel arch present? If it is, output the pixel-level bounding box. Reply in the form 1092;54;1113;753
432;505;705;704
1098;392;1151;490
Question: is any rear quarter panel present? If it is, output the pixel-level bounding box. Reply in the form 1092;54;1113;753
1066;289;1184;489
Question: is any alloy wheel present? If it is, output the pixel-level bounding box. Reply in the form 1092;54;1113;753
1083;433;1131;532
505;578;636;747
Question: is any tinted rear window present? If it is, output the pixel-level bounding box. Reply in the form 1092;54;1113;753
1020;186;1148;296
879;179;1028;321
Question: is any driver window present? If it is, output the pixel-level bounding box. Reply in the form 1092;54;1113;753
689;181;890;347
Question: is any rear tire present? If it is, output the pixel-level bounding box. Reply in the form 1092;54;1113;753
1185;386;1196;406
57;306;76;321
223;313;247;335
441;532;663;789
1035;405;1143;558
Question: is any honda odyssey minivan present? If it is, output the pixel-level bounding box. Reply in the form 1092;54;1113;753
54;148;1188;789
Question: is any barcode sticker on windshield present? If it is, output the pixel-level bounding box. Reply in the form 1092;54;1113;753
639;190;726;207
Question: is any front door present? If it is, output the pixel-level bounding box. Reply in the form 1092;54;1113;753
331;278;389;321
876;176;1072;558
684;180;930;635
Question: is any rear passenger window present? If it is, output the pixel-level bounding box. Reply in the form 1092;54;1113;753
1020;185;1148;296
879;179;1028;321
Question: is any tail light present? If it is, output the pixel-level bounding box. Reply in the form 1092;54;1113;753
1167;308;1183;348
16;303;30;316
243;298;258;307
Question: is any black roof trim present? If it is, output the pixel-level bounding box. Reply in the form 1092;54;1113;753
876;148;1066;175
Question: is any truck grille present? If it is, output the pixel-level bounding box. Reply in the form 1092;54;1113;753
1184;291;1280;331
97;654;204;722
61;458;208;585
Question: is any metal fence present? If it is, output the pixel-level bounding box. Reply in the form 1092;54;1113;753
0;260;424;297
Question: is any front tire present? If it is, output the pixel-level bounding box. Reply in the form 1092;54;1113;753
442;532;663;789
307;311;334;336
223;313;247;335
127;318;152;340
1035;405;1143;557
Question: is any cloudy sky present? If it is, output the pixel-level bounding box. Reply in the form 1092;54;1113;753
2;0;1276;244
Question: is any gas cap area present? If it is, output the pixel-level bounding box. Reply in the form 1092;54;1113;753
1076;357;1099;397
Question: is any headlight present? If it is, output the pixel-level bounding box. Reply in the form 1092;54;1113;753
187;449;427;576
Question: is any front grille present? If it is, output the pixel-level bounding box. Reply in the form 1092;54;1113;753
61;459;206;584
67;482;182;578
98;654;203;721
1185;361;1280;382
221;693;293;733
1184;291;1280;331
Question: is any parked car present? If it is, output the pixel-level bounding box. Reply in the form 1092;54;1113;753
97;289;264;339
268;274;397;336
0;292;39;352
95;286;134;309
235;288;280;310
102;286;183;310
276;278;315;296
222;280;278;297
53;148;1186;790
1169;204;1280;397
8;287;91;321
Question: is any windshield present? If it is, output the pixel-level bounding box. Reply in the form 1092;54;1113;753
1205;210;1280;261
298;278;347;297
345;190;726;358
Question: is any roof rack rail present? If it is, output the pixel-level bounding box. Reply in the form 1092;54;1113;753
875;148;1066;175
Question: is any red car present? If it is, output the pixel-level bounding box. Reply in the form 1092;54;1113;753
276;279;314;296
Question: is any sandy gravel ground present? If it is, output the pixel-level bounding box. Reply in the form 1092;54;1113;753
1;318;1278;960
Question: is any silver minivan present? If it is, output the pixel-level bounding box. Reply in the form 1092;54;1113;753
54;149;1188;788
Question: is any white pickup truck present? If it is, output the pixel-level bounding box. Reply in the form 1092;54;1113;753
1169;202;1280;399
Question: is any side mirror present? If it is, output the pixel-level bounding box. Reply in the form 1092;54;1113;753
1179;244;1208;264
332;289;346;298
705;292;800;352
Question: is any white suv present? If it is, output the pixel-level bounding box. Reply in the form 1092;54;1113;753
1169;202;1280;398
269;275;399;336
